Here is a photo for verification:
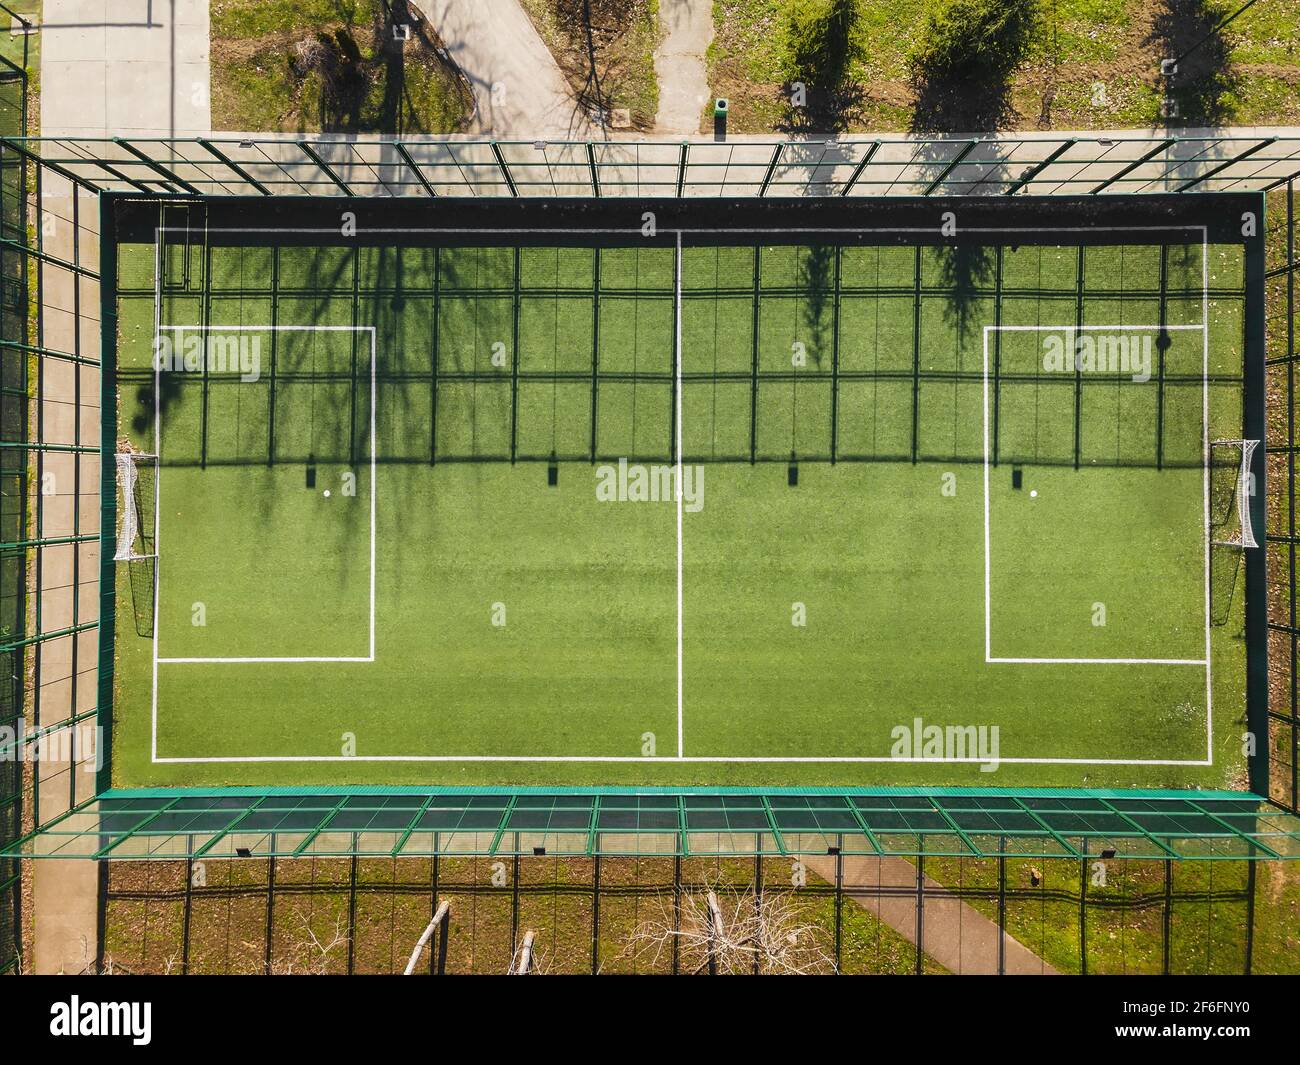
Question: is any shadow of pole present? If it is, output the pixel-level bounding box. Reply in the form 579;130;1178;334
1148;0;1243;128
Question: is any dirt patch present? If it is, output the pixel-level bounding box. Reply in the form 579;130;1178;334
520;0;661;130
210;3;472;134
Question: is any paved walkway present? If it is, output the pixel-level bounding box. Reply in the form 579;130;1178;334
654;0;712;134
422;0;591;137
32;0;211;976
40;0;210;138
802;854;1059;975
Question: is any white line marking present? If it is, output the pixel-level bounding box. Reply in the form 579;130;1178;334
982;320;1208;665
1202;234;1213;762
982;326;991;663
154;321;377;663
150;216;162;763
675;230;684;759
991;324;1208;331
153;754;1213;765
158;657;374;664
140;223;1226;768
988;657;1208;665
152;325;377;666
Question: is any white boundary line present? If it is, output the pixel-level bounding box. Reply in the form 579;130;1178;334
152;754;1211;764
150;235;162;762
988;657;1207;665
674;230;684;758
1201;239;1213;763
141;222;1223;766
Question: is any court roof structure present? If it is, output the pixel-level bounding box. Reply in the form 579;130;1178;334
6;788;1298;861
3;129;1298;862
4;131;1300;199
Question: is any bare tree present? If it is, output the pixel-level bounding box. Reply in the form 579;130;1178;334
508;930;551;974
403;899;450;975
621;883;834;975
270;913;350;975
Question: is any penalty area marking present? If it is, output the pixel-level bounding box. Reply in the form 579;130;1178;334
981;322;1211;668
151;325;377;665
149;324;377;763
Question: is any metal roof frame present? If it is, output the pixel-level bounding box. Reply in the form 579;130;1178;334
6;788;1297;861
3;132;1300;200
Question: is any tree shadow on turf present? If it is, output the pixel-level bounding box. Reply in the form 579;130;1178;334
798;244;836;368
934;245;996;341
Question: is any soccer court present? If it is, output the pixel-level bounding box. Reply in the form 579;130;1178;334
106;202;1257;789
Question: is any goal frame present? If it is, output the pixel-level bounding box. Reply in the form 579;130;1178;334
1210;438;1261;550
113;449;158;563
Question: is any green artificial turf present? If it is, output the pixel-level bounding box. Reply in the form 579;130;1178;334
109;233;1251;789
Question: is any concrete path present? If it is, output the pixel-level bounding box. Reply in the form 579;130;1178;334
39;0;210;138
32;0;211;975
654;0;712;134
422;0;591;138
803;854;1059;975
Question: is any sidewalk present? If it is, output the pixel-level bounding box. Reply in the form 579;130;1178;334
654;0;711;134
32;0;211;976
40;0;210;138
802;854;1059;975
422;0;591;137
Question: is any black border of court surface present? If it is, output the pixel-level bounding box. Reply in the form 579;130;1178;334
109;191;1260;248
98;191;1269;795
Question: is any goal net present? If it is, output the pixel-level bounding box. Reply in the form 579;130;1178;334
114;451;158;638
114;451;157;561
1209;439;1259;550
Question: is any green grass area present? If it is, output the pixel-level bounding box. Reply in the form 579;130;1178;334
100;855;948;974
110;227;1250;790
0;1;36;69
98;852;1296;974
708;0;1300;132
0;0;39;132
209;0;470;133
922;852;1300;974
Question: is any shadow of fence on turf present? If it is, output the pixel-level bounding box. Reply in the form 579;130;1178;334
116;230;1246;473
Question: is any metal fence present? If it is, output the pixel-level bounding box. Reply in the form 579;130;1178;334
94;850;1294;975
0;4;28;973
3;132;1300;199
0;129;1298;973
1266;180;1300;812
